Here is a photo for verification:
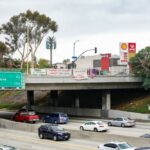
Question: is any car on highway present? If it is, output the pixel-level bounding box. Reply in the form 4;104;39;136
98;141;135;150
0;144;19;150
140;133;150;138
80;120;109;132
42;112;69;124
135;147;150;150
12;109;40;123
38;124;71;141
107;117;135;127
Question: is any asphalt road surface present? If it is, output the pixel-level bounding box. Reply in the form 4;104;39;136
0;128;100;150
0;128;149;150
0;110;150;138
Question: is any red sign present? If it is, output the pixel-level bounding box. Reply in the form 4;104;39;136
101;53;111;58
101;57;110;71
128;43;136;53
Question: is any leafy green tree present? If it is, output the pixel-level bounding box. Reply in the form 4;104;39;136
0;41;9;59
38;58;49;68
0;10;58;69
129;46;150;89
0;41;10;67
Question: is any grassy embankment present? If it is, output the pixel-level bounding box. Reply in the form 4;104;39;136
0;91;25;110
121;95;150;113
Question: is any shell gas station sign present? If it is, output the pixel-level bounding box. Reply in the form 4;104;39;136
120;43;128;51
119;42;136;65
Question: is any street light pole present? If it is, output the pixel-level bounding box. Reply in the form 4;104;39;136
71;47;97;76
73;40;79;60
72;40;79;70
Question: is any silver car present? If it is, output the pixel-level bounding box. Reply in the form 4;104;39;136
98;141;135;150
0;145;19;150
108;117;135;127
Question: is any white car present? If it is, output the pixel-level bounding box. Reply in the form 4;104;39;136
0;145;19;150
80;120;109;132
98;141;135;150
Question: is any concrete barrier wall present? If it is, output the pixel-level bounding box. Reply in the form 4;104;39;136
108;109;150;120
0;118;40;132
33;106;101;117
33;106;150;120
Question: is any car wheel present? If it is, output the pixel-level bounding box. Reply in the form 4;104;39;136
39;133;44;139
94;128;98;132
121;123;125;127
53;135;57;141
80;126;84;131
108;122;112;126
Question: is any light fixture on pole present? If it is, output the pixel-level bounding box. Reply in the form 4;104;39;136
72;40;79;61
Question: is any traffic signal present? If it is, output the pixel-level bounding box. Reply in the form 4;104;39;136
94;47;97;53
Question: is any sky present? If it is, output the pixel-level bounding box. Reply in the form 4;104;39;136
0;0;150;63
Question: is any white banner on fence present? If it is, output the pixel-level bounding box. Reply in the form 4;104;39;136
73;69;88;80
30;68;47;75
47;69;71;77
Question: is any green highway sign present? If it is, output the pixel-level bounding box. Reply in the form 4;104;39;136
0;71;25;89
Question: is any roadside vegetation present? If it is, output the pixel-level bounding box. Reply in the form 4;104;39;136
0;91;49;110
121;96;150;113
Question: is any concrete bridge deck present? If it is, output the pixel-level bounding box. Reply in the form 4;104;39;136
25;75;143;90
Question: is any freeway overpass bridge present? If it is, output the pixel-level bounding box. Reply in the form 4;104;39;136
25;75;144;113
25;75;143;90
0;71;145;118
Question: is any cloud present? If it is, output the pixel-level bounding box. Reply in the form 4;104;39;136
1;0;150;63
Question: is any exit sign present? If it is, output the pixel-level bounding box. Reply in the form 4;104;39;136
0;71;25;89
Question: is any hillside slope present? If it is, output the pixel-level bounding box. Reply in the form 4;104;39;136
118;95;150;113
0;91;49;109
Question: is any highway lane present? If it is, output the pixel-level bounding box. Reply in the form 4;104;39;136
60;119;150;137
0;128;99;150
0;110;149;138
0;128;149;150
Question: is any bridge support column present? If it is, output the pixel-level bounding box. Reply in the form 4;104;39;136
75;97;80;108
50;90;58;106
27;90;34;110
101;90;111;118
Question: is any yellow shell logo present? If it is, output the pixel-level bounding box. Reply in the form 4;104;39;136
121;43;127;50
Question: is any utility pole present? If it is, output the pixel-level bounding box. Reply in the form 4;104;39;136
46;36;56;67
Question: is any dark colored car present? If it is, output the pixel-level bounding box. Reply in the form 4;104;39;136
42;112;69;124
38;124;71;141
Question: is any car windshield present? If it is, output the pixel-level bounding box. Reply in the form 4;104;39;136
97;122;103;125
118;143;133;149
124;117;132;121
51;126;64;131
3;145;17;150
60;114;67;117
